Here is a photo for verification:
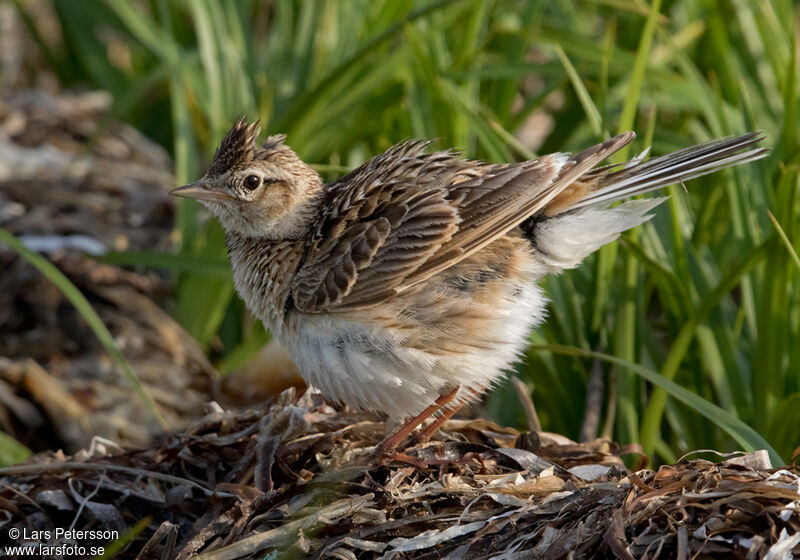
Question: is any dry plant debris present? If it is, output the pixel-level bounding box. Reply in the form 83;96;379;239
1;388;797;559
0;89;218;452
0;253;217;451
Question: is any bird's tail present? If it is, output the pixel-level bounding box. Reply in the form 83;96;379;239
524;132;768;270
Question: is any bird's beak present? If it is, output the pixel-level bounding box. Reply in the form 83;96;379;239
170;182;233;202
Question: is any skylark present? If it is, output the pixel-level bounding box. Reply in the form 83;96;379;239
172;119;765;462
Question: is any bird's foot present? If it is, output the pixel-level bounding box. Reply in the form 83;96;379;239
369;443;454;469
369;445;428;468
365;387;462;469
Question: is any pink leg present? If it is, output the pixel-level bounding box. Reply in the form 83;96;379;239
411;384;486;446
409;403;464;446
373;387;459;463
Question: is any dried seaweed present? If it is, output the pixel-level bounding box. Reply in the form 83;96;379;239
1;388;797;559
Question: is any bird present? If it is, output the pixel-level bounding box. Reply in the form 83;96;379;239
171;118;766;464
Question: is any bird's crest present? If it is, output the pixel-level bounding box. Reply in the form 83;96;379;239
208;117;289;176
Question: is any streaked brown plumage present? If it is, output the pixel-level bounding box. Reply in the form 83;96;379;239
172;118;766;461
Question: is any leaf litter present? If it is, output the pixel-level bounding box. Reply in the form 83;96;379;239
0;89;219;451
0;387;797;559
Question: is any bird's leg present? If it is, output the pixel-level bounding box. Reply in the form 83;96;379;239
409;384;484;446
408;403;463;446
373;387;459;463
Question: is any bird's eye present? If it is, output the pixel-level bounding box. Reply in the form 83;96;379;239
244;175;261;190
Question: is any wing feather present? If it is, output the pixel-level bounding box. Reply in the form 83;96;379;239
291;133;635;312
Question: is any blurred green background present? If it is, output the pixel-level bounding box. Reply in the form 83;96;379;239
5;0;799;466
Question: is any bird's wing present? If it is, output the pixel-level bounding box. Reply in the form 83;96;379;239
291;133;634;312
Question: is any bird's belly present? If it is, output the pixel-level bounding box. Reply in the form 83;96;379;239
281;245;548;420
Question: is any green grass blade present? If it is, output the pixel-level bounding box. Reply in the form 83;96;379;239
615;0;662;155
102;0;180;63
768;210;800;272
99;251;231;278
170;70;199;251
92;516;151;560
532;343;782;466
603;0;662;447
639;241;769;457
190;0;225;131
273;0;462;133
555;44;603;136
0;431;31;467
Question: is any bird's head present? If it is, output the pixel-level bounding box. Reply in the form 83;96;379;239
170;117;322;239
